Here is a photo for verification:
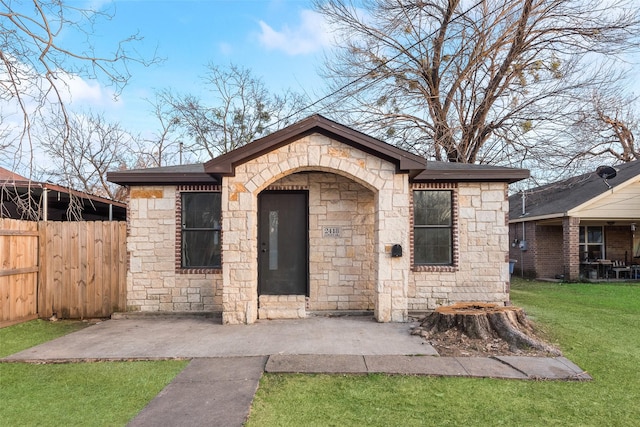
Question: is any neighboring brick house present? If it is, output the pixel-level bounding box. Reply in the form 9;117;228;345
108;115;528;324
509;160;640;281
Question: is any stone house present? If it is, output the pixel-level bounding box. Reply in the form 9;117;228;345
509;160;640;281
108;115;528;324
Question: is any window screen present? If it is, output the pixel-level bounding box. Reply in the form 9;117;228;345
181;193;221;268
413;190;453;265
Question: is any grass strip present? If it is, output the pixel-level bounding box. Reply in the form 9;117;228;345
0;360;188;427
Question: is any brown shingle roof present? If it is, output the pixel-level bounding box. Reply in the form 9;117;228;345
107;163;220;185
413;161;529;183
108;115;529;186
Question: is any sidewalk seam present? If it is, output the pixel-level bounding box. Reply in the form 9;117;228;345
362;355;370;373
489;355;529;378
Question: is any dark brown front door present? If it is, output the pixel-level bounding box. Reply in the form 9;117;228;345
258;191;308;295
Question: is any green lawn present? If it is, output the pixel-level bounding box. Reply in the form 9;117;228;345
2;281;638;426
247;279;640;427
0;319;89;358
0;319;188;427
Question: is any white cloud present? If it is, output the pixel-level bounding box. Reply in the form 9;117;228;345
57;72;120;108
257;9;332;56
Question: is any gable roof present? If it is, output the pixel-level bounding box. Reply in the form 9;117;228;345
203;114;426;177
108;115;528;185
0;167;30;182
509;160;640;222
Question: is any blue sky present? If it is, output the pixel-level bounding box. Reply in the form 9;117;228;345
66;0;331;136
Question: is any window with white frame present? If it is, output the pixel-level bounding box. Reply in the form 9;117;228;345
413;190;453;265
579;226;604;261
181;192;221;268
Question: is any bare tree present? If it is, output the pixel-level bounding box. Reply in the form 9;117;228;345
314;0;640;168
39;112;138;202
0;0;157;174
159;63;309;160
138;94;185;168
567;91;638;164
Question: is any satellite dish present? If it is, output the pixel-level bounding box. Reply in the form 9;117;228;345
596;165;617;189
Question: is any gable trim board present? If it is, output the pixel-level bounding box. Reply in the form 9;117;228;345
109;115;528;324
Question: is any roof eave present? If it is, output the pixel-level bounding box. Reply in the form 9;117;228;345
508;212;566;223
3;181;126;208
107;171;220;186
414;169;530;183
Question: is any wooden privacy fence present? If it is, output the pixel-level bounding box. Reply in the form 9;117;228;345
0;219;127;325
0;219;38;324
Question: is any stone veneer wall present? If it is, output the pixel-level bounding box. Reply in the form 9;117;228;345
222;133;410;324
126;186;223;312
408;182;511;311
270;172;375;311
124;138;512;320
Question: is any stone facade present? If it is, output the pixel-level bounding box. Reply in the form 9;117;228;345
409;182;510;310
221;133;410;324
270;172;375;312
122;133;512;323
127;187;223;312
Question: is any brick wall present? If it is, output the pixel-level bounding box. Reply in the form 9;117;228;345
532;225;563;278
563;217;580;280
605;226;634;264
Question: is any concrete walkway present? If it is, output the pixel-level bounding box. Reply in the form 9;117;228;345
3;315;436;361
1;315;591;427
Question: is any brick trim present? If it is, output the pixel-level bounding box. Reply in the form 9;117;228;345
265;184;309;191
410;183;459;272
175;185;222;274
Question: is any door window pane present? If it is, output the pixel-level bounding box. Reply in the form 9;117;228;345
269;210;278;270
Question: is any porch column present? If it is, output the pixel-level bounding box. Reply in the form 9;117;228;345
563;216;580;281
374;177;410;322
221;181;258;324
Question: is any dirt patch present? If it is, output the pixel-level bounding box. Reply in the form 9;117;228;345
412;324;559;357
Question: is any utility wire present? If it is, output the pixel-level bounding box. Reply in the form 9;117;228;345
264;0;485;130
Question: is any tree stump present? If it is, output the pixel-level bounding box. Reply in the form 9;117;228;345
413;302;561;355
